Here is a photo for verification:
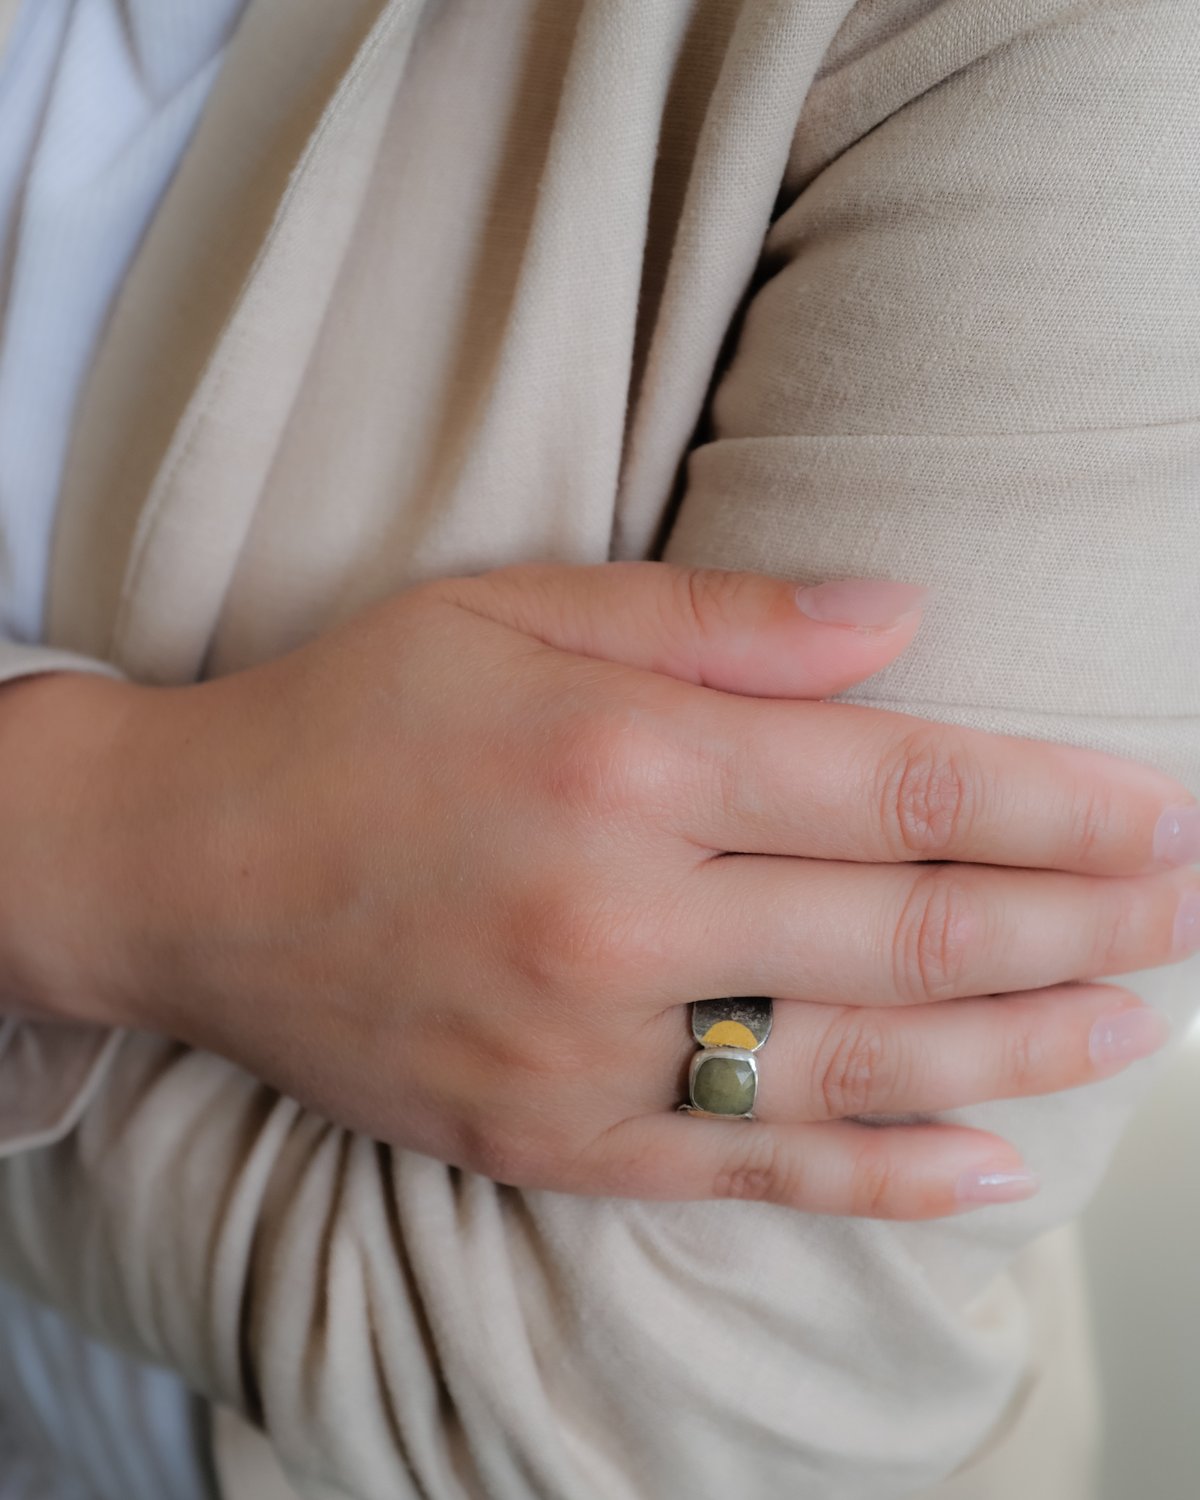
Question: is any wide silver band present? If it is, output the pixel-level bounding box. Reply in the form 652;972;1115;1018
679;996;773;1119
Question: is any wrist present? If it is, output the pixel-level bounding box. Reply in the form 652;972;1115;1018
0;670;167;1029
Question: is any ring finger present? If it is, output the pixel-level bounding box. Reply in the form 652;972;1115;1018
749;982;1170;1123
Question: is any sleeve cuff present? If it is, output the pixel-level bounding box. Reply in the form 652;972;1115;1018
0;1020;124;1156
0;641;126;690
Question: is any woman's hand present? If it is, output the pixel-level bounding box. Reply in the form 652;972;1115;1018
20;563;1200;1220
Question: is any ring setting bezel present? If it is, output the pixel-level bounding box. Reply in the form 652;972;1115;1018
682;1045;760;1119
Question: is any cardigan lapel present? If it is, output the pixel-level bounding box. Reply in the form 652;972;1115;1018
46;0;421;684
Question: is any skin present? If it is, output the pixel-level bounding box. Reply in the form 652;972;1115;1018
2;561;1197;1221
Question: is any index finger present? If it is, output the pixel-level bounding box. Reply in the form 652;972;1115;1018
670;696;1200;876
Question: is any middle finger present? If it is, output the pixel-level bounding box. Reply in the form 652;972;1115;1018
667;695;1195;877
664;855;1200;1007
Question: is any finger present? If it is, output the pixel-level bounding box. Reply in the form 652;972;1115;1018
754;984;1169;1123
434;561;931;700
578;1113;1037;1220
671;856;1200;1007
666;694;1200;876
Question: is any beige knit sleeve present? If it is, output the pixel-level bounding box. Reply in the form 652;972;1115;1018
662;0;1200;1483
0;6;1197;1500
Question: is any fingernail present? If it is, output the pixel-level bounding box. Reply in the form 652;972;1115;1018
956;1165;1040;1206
794;578;930;631
1173;889;1200;957
1153;804;1200;867
1089;1006;1171;1069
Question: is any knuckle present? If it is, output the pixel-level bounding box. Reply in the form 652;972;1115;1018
505;880;656;998
1065;780;1118;867
850;1140;901;1219
713;1134;796;1206
506;884;590;993
1003;1018;1052;1094
479;1012;595;1084
814;1015;891;1119
1090;877;1160;978
892;867;981;1003
665;567;762;685
541;707;672;824
674;566;741;641
878;728;983;859
1091;885;1138;977
540;711;638;817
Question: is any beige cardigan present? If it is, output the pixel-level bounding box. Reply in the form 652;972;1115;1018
0;1;1197;1496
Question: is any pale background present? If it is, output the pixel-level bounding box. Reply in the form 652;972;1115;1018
1081;1012;1200;1498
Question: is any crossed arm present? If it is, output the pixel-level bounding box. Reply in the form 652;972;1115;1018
0;5;1197;1499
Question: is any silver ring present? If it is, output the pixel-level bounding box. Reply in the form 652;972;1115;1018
679;997;773;1119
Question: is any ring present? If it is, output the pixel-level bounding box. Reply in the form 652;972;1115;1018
678;997;773;1119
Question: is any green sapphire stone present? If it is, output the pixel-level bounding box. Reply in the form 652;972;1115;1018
692;1053;756;1116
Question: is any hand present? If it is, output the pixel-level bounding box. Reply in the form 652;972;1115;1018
24;563;1200;1219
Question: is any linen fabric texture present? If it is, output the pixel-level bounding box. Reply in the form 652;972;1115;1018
0;1;1196;1497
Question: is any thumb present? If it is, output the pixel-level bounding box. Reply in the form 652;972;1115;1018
438;561;930;700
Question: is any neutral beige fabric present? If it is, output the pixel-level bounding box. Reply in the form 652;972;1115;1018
0;1;1197;1496
910;1223;1100;1500
204;1222;1101;1500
